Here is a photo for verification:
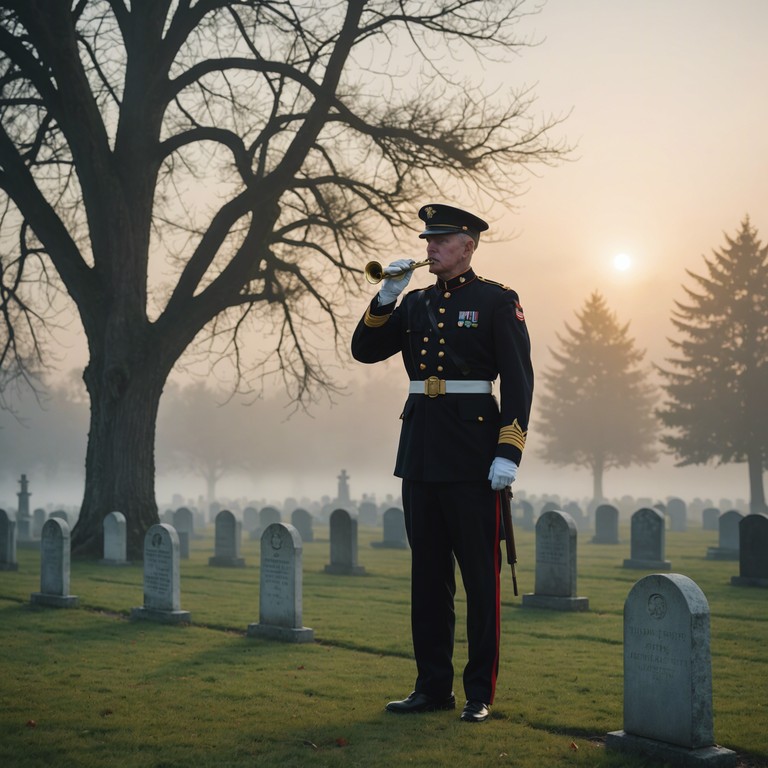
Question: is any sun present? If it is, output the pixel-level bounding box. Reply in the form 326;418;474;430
612;252;632;272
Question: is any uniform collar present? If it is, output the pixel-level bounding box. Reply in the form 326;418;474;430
435;268;476;292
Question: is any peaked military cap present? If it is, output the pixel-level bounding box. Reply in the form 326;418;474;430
418;203;489;239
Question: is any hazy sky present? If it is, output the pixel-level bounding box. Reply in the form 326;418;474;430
3;0;767;511
435;0;768;506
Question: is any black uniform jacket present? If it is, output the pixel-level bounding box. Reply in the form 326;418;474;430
351;268;533;483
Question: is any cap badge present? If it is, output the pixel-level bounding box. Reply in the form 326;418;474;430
424;206;436;219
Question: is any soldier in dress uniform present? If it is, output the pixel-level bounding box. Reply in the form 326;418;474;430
351;203;534;723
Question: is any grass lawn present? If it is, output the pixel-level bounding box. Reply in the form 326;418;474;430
1;522;766;768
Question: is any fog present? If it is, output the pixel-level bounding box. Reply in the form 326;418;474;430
1;0;766;513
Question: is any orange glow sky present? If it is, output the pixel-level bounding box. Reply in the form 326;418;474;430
7;1;767;512
339;0;768;508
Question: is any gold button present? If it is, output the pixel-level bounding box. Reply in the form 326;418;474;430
444;291;451;299
421;349;427;356
439;338;446;345
478;416;484;422
439;307;445;314
423;336;429;343
437;365;444;372
437;322;444;329
419;363;426;370
438;351;445;358
459;276;466;283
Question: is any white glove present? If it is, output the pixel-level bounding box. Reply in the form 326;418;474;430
377;259;415;305
488;457;518;490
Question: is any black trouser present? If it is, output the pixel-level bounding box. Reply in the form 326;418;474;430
402;479;502;704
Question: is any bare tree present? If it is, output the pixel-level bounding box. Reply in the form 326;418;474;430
537;292;657;503
0;1;566;558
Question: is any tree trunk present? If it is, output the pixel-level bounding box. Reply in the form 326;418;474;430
747;448;767;514
592;460;604;506
71;356;168;560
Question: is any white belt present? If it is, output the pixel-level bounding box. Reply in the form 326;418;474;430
409;377;493;397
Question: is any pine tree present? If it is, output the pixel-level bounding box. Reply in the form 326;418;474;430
538;292;657;503
658;217;768;513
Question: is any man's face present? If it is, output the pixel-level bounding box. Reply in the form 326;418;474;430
424;233;474;280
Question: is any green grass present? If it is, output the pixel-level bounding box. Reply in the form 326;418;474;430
1;524;766;768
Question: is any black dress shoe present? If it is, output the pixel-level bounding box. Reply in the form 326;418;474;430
385;691;456;714
460;700;490;722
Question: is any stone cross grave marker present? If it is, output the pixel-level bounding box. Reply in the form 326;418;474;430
522;509;588;611
247;523;314;642
606;573;736;767
130;524;190;624
30;517;79;607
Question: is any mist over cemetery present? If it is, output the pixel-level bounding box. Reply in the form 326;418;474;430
2;468;767;767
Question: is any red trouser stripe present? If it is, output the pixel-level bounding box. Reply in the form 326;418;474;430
490;492;502;703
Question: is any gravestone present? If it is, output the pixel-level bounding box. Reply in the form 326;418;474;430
731;514;768;587
50;510;69;525
324;508;365;575
706;510;742;560
247;523;313;642
30;518;79;607
666;497;688;532
291;508;314;543
358;500;378;527
32;508;46;539
592;504;620;544
522;510;588;611
0;509;18;571
243;506;259;533
623;508;671;570
208;510;245;567
101;511;129;565
606;573;736;767
173;506;195;541
518;499;535;531
564;501;588;532
16;474;32;540
701;508;720;531
336;468;351;506
130;524;190;624
251;506;281;540
371;507;408;549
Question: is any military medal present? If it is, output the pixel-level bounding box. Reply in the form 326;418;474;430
458;310;478;328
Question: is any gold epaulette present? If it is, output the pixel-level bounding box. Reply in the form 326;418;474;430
498;419;527;452
364;306;391;328
478;275;511;290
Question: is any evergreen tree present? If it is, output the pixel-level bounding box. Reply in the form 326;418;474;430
537;292;657;502
658;217;768;513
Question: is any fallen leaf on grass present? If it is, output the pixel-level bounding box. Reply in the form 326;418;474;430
336;737;349;747
569;741;579;751
25;720;37;728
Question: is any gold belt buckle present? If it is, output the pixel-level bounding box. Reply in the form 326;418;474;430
424;376;445;397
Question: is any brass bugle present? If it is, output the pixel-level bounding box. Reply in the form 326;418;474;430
364;259;432;284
